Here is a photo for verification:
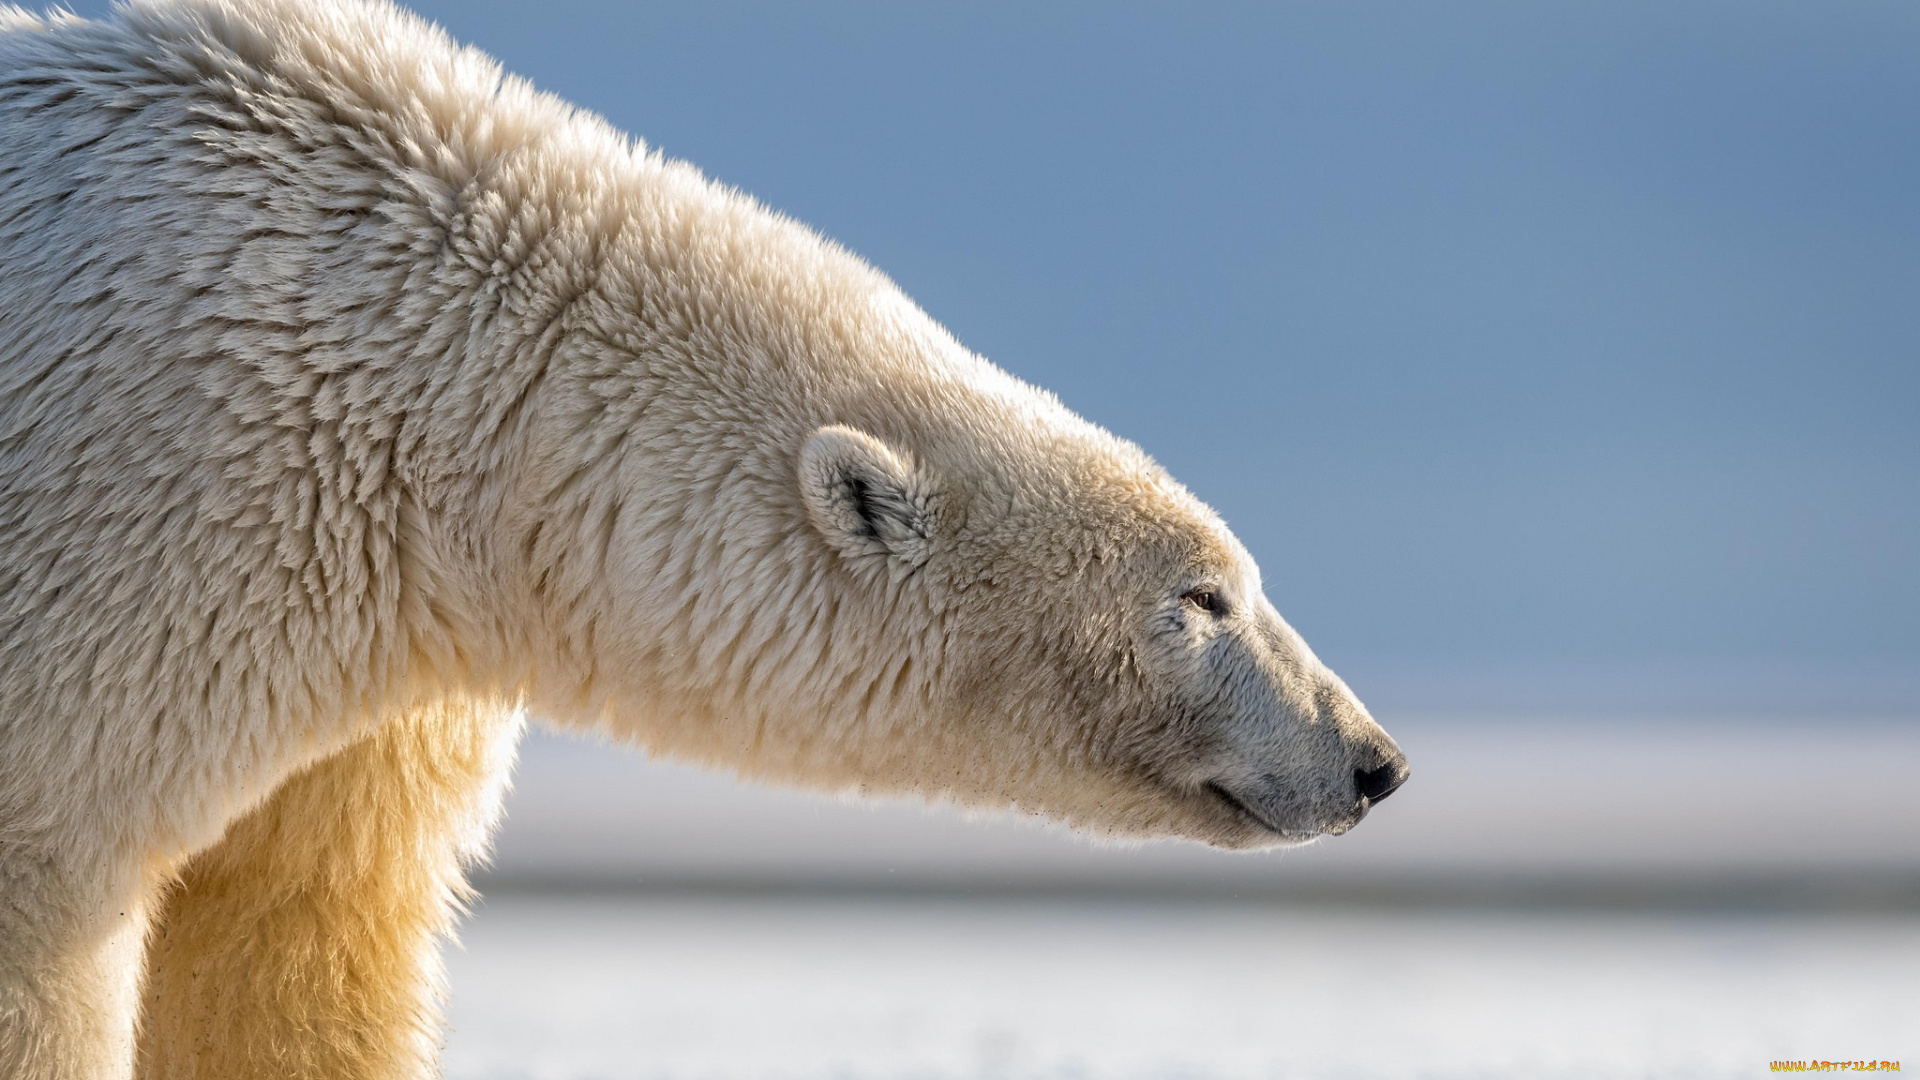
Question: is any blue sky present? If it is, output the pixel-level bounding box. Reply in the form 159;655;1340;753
64;1;1920;713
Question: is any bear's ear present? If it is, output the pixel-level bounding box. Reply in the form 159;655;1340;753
799;425;937;572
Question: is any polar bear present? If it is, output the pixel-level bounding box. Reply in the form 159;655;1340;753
0;0;1409;1077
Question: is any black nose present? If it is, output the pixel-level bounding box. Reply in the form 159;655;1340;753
1355;762;1408;804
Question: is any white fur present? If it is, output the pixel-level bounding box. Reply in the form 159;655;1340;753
0;1;1408;1076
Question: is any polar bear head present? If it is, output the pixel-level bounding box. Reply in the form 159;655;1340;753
783;411;1408;850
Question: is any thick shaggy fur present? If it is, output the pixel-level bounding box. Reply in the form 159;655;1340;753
0;1;1408;1076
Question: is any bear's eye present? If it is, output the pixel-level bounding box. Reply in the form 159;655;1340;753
1182;588;1225;617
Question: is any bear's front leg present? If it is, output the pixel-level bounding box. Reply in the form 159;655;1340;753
0;854;154;1080
136;702;524;1080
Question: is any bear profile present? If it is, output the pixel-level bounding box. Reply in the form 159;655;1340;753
0;1;1409;1077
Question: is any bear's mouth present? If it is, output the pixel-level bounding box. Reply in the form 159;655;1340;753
1203;780;1290;837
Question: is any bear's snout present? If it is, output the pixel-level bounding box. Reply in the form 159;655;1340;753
1355;758;1410;805
1335;730;1411;833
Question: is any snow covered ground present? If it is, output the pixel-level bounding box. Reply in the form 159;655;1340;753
443;894;1918;1080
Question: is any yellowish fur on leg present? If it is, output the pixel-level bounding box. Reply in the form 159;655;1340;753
136;703;523;1080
